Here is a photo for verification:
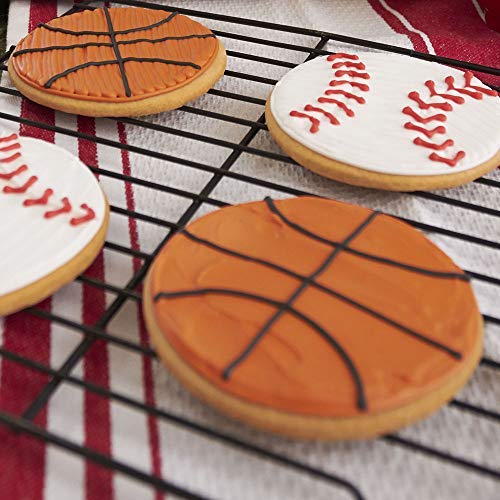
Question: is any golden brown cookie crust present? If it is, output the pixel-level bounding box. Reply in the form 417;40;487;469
8;41;226;117
265;98;500;192
0;202;109;316
143;268;482;441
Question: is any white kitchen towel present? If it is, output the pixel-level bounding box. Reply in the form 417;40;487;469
0;1;499;500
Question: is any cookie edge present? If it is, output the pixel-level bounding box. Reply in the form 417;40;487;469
0;200;110;316
143;267;483;440
8;41;226;117
265;97;500;192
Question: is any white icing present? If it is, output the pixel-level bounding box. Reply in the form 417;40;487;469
270;52;500;176
0;133;106;297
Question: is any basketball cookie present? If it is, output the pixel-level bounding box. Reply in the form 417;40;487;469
8;6;226;117
266;52;500;191
0;131;109;316
143;197;482;440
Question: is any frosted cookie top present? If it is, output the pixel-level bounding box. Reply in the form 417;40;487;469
149;197;479;417
0;132;107;296
270;52;499;176
11;6;219;102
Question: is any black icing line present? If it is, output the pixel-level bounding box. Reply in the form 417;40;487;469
264;197;469;281
13;34;216;57
21;8;207;94
103;6;131;98
118;33;215;45
153;197;464;414
37;10;178;37
14;42;116;56
180;228;461;360
154;287;367;411
221;211;379;395
43;57;201;89
107;10;179;36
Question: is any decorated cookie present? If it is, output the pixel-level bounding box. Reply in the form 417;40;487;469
266;52;500;191
143;197;482;440
8;6;226;117
0;131;109;316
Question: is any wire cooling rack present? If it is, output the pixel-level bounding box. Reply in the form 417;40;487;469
0;1;499;499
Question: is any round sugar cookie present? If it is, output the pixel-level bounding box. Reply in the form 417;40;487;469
266;52;500;191
0;131;109;316
8;6;226;117
144;197;482;440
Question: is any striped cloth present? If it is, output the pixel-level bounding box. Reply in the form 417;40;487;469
0;1;499;499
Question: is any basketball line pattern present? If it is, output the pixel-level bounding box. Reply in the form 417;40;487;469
12;7;215;97
154;198;464;412
103;4;131;97
177;228;463;356
156;287;368;410
39;11;179;36
265;198;468;280
12;34;216;56
222;210;379;387
179;228;466;281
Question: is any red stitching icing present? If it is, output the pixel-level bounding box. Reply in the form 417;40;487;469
331;61;366;70
0;152;22;163
329;80;370;91
24;188;53;206
424;81;464;104
0;137;96;225
404;123;446;138
44;197;72;219
445;76;483;99
317;97;355;117
408;91;452;111
402;107;447;123
464;71;497;96
70;204;96;226
289;54;369;133
325;89;366;104
303;105;339;125
3;175;38;194
413;137;454;151
403;71;495;167
0;142;21;153
429;151;466;166
0;165;28;180
289;111;320;133
327;53;359;61
0;133;18;143
334;70;370;79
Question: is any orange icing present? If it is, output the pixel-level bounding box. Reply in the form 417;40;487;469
150;197;480;417
12;7;218;102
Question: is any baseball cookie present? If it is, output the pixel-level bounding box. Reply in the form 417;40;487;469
0;131;109;316
266;52;500;191
144;197;482;440
8;6;226;117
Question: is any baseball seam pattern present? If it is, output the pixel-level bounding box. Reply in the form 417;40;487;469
289;53;371;133
0;134;96;226
403;70;498;167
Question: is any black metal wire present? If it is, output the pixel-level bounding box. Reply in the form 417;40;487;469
0;345;366;500
0;409;214;500
83;0;500;76
0;1;499;498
